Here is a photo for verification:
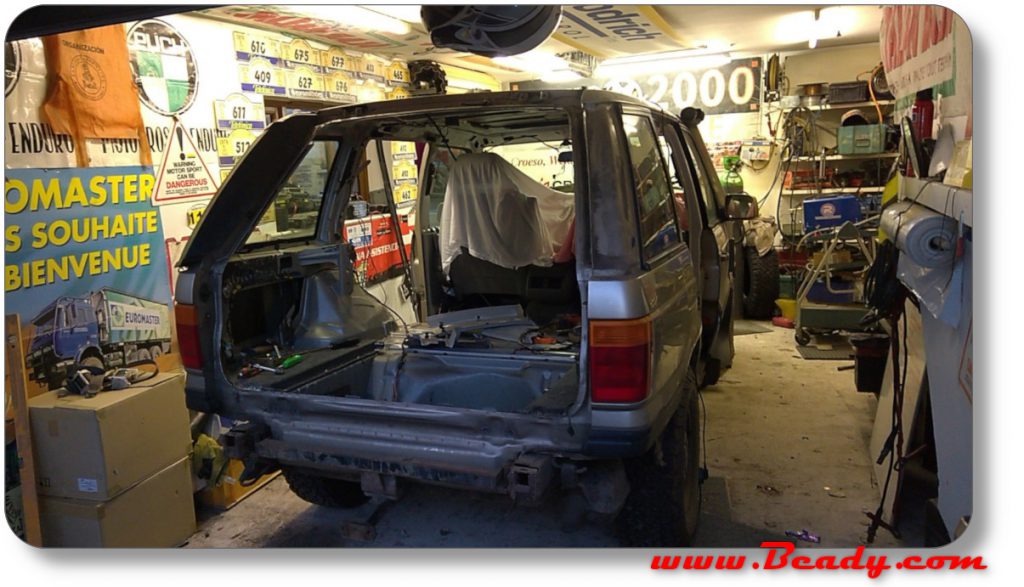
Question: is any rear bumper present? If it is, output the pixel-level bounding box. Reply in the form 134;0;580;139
219;388;588;494
189;373;664;492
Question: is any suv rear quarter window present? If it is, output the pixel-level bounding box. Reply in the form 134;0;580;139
621;113;681;264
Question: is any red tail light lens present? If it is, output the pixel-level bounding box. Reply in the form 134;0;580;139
175;303;203;370
589;317;652;403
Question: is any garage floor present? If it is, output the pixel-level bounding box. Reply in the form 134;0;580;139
185;323;910;548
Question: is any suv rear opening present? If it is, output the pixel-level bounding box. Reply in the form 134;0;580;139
218;107;583;416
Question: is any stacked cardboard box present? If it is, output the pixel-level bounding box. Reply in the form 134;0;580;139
29;372;195;547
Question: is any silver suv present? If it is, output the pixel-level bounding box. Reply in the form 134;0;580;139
175;90;755;546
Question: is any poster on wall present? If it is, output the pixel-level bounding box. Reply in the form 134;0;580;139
879;6;958;102
4;166;173;390
4;33;224;171
4;38;78;169
127;19;199;117
602;57;762;115
153;119;220;205
516;56;762;115
343;214;412;284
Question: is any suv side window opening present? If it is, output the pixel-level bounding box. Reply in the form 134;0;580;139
680;129;722;227
244;140;339;245
620;112;683;265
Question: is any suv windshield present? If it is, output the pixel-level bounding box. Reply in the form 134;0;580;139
245;141;337;244
488;140;574;193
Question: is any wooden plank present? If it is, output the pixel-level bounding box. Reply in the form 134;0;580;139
5;314;43;546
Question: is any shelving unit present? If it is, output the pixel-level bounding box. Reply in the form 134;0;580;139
783;186;886;196
777;96;897;240
792;152;898;162
777;99;895;112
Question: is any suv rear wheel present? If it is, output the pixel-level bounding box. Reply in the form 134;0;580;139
283;468;370;508
617;368;701;546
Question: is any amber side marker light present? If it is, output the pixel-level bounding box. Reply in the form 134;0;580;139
174;303;202;370
589;317;652;403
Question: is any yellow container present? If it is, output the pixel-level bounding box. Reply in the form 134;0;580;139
199;459;279;510
776;298;797;320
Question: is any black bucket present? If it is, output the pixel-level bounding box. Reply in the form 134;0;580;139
849;334;889;394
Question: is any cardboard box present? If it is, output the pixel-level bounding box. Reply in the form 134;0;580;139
39;456;196;547
29;372;190;501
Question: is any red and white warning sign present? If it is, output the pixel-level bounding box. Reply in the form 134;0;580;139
153;118;220;205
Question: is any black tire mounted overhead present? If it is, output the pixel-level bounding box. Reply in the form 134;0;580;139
283;468;369;509
617;368;702;546
742;246;780;319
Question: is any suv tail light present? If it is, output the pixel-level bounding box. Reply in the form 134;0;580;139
589;317;652;403
175;303;202;370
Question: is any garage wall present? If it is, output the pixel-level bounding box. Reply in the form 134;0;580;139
700;43;886;227
4;13;430;379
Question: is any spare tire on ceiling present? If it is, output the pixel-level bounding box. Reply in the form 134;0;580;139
421;5;562;57
408;60;448;95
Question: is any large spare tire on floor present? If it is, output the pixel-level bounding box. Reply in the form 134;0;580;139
283;468;369;509
742;246;780;319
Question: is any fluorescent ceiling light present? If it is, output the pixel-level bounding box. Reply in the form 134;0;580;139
494;52;579;82
295;5;411;35
776;7;856;48
595;52;731;78
493;52;569;72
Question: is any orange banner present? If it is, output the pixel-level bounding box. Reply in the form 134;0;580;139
42;25;152;167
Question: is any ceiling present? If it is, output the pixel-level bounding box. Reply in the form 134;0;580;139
196;4;886;82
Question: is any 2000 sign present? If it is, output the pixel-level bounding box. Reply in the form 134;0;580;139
606;66;757;112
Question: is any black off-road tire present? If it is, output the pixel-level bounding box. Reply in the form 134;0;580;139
742;246;780;319
617;369;702;546
283;468;369;509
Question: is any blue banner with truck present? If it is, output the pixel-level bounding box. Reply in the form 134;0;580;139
4;166;172;389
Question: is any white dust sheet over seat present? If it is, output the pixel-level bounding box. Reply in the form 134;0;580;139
440;152;574;273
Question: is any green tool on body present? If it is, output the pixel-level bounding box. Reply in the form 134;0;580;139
279;354;304;369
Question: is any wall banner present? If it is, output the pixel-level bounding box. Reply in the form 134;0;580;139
4;166;172;388
516;56;762;115
880;6;957;101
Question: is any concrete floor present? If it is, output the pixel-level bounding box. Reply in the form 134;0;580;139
186;322;909;548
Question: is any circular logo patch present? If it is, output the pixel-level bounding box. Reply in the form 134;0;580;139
820;203;837;217
70;54;107;100
110;304;125;328
5;41;21;98
127;19;198;116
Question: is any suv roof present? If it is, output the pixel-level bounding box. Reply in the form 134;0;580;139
314;89;677;125
181;89;681;268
